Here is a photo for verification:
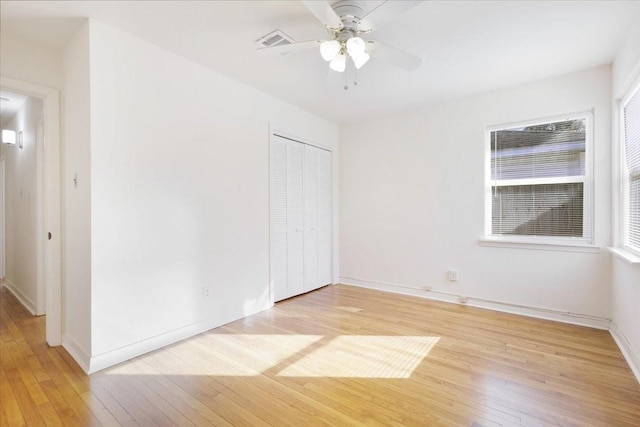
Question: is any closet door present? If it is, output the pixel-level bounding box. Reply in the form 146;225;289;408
304;145;319;290
270;134;331;302
286;141;305;296
317;148;332;286
270;137;288;301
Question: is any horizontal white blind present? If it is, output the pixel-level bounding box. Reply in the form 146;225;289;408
492;121;586;180
490;118;589;239
492;183;584;237
623;86;640;249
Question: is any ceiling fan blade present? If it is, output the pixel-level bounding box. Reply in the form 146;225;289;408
256;40;320;57
359;1;423;32
300;0;342;29
367;40;422;71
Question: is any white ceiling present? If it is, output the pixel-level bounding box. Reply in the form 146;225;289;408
1;0;639;124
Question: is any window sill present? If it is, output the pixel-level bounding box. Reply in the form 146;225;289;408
608;247;640;265
479;237;601;253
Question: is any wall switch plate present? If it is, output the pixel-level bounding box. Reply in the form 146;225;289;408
448;270;458;281
203;287;211;299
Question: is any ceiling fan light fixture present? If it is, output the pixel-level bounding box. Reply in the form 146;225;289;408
320;40;341;61
351;51;370;69
329;52;347;72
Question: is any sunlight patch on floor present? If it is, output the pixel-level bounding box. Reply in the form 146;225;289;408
106;334;324;376
277;336;440;378
105;334;439;378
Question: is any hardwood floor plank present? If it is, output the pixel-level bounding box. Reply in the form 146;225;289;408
36;349;101;425
39;377;81;425
1;284;639;426
0;368;27;426
119;353;235;426
4;367;46;426
138;353;296;426
90;384;137;425
36;402;64;427
14;355;49;406
78;390;121;427
99;373;174;425
126;373;196;426
123;359;220;426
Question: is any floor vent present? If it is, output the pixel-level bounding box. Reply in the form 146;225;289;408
256;30;294;48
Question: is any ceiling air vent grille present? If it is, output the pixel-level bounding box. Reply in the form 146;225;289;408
256;30;294;48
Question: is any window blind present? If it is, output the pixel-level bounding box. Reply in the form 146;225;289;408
490;118;590;239
492;183;584;237
623;86;640;250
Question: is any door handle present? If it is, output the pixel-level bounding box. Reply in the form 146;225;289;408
48;232;52;240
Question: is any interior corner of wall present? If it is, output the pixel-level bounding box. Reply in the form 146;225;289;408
62;333;91;374
610;322;640;384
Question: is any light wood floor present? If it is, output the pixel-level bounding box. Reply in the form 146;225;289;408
1;285;639;426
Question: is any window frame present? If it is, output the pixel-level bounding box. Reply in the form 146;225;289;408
619;79;640;258
483;111;595;248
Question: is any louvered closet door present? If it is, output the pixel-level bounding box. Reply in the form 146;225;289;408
286;140;305;296
270;137;288;301
271;134;331;302
317;148;332;286
304;145;319;290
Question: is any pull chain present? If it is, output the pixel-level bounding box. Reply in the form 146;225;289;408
344;66;348;91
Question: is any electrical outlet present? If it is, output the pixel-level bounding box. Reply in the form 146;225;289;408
203;287;211;299
447;270;458;281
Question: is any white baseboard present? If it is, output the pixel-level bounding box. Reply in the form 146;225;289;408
339;277;611;330
62;334;91;373
2;280;36;315
88;318;224;374
87;303;273;374
610;322;640;384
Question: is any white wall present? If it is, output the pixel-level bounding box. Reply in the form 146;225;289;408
611;14;640;380
0;32;62;90
62;21;92;364
86;20;337;371
612;15;640;98
1;96;43;313
340;66;612;325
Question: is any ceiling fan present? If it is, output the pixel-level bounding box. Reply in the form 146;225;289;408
258;0;423;79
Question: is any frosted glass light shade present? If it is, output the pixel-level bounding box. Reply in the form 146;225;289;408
352;52;370;69
329;53;347;72
320;40;341;61
346;37;366;57
2;129;16;145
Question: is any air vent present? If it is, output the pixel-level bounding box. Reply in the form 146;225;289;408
256;30;294;48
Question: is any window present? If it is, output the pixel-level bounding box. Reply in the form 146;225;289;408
486;114;592;244
621;83;640;254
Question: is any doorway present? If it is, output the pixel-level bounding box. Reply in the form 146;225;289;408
0;76;62;346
